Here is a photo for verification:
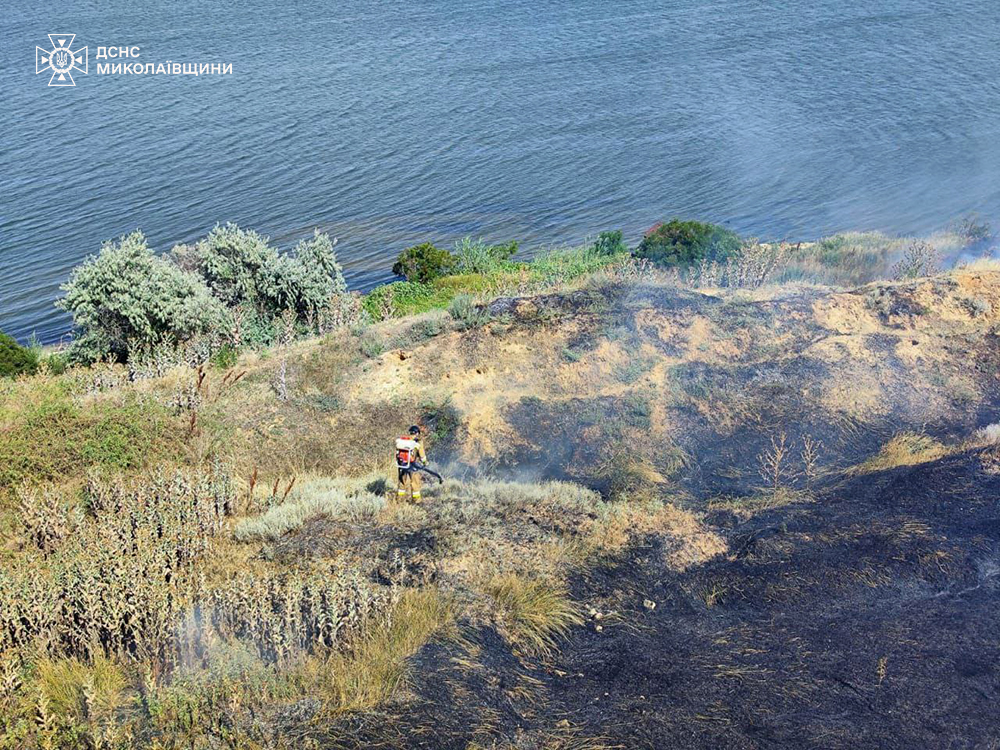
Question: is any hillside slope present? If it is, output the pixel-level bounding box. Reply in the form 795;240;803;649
263;261;1000;492
2;261;999;749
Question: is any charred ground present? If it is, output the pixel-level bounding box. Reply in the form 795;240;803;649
545;446;1000;749
4;260;1000;749
274;265;1000;748
306;449;1000;749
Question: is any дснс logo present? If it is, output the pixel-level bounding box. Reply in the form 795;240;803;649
36;34;88;87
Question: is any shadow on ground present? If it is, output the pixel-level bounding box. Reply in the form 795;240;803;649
326;446;999;749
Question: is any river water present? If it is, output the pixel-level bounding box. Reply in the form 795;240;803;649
2;0;998;343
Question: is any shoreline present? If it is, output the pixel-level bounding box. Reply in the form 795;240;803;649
5;221;993;352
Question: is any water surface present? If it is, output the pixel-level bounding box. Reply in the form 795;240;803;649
2;0;998;342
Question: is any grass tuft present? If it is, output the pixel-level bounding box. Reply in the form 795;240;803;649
486;574;582;658
300;587;453;713
972;423;1000;445
35;653;129;742
852;432;949;474
233;476;386;541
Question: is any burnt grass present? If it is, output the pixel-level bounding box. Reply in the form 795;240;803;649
545;450;1000;749
322;446;1000;749
309;283;1000;748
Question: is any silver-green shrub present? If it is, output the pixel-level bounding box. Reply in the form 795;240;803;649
284;230;349;316
448;294;491;329
171;223;277;308
61;224;350;362
58;231;226;364
172;224;346;322
234;478;386;542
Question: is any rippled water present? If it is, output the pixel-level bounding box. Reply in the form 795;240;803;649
2;0;998;343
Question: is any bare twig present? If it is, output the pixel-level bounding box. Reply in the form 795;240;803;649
758;431;792;491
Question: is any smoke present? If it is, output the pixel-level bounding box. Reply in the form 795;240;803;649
954;238;1000;267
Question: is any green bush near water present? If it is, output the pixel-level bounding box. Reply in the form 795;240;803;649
390;236;520;284
531;231;629;284
592;230;629;257
0;331;38;378
58;231;227;365
454;237;519;275
59;225;349;364
367;232;629;322
365;235;521;322
172;224;347;319
634;219;741;268
392;242;457;283
362;281;441;322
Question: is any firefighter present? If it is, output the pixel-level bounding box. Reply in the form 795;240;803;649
395;425;427;502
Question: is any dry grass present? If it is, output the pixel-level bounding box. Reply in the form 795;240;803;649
958;257;1000;273
770;231;965;287
298;587;454;713
35;654;128;732
485;575;582;658
0;377;184;498
851;432;949;474
707;488;808;517
233;475;386;541
192;568;392;664
4;240;1000;747
701;583;729;608
0;464;400;747
1;467;233;664
410;479;607;588
971;423;1000;446
584;499;726;571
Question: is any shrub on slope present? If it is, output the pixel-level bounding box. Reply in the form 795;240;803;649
58;231;226;364
392;242;457;283
60;225;350;362
634;219;741;268
0;331;37;378
172;224;347;322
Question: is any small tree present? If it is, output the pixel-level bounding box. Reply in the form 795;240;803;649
279;230;349;316
392;242;456;283
59;231;225;363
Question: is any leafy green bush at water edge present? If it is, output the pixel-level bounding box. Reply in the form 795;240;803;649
0;331;38;378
